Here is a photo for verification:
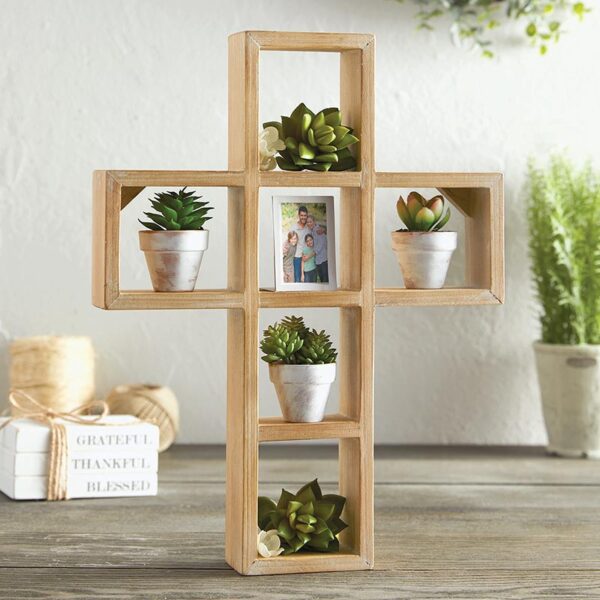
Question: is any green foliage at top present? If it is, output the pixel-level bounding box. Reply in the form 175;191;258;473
139;188;213;231
264;103;359;172
395;0;590;57
258;479;348;554
396;191;451;232
527;156;600;345
260;315;338;364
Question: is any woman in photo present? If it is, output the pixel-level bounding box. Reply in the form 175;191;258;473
282;231;298;283
301;233;318;283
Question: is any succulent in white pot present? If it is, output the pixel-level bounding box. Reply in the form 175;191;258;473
138;188;213;292
391;191;456;289
528;156;600;458
261;316;337;423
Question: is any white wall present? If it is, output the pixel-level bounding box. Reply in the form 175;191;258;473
1;0;599;444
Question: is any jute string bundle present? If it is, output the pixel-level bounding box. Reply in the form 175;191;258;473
0;390;109;501
106;384;179;452
10;336;95;417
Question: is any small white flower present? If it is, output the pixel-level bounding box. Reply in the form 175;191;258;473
257;529;284;558
259;126;285;171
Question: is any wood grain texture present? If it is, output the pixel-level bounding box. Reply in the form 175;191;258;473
2;446;600;598
3;568;600;600
110;290;243;310
248;30;373;52
375;287;500;306
92;170;120;309
259;170;362;188
259;289;362;308
258;414;360;442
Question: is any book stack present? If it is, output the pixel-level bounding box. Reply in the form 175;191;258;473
0;416;159;500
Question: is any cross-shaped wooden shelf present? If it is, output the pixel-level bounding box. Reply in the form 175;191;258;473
92;30;504;576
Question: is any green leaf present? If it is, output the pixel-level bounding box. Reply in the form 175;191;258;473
138;220;163;231
415;206;436;231
258;496;277;529
277;519;294;541
335;133;359;150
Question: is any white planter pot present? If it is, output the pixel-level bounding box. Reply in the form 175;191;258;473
139;230;209;292
268;363;336;423
534;342;600;458
390;231;457;289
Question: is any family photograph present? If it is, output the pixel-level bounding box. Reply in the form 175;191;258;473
273;196;337;291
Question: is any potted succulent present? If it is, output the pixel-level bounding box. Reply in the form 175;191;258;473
260;316;337;423
138;188;213;292
261;102;359;172
527;156;600;458
391;191;456;289
258;479;348;555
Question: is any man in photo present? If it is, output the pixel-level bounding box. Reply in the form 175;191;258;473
291;205;309;283
314;222;328;283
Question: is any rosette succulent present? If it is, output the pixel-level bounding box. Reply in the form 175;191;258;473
139;188;213;231
263;103;359;172
396;191;451;232
258;479;348;554
260;316;337;365
298;329;338;365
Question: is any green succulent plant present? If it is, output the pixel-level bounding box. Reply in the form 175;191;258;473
260;324;304;364
139;187;213;231
396;191;451;232
298;329;338;365
260;316;337;364
280;315;309;337
258;479;348;554
264;103;359;172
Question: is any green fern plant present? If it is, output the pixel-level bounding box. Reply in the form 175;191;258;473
527;156;600;345
139;188;213;231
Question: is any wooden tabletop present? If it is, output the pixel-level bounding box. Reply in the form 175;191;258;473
1;445;599;598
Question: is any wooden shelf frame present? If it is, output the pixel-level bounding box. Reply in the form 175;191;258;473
91;29;504;577
375;171;504;305
92;170;244;310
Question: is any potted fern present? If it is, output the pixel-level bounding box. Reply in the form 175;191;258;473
139;188;213;292
527;156;600;458
260;316;337;423
391;191;456;288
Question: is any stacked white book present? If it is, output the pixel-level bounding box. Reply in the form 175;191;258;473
0;416;159;500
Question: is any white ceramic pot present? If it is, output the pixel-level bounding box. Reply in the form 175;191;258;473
139;230;209;292
268;363;336;423
390;231;457;289
534;342;600;458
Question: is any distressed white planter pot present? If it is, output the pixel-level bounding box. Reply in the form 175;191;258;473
390;231;457;289
534;342;600;458
139;230;209;292
269;363;336;423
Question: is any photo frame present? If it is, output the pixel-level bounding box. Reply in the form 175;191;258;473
272;195;337;291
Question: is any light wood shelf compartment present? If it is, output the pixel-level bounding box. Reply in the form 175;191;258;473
92;170;244;310
374;172;504;305
92;30;503;577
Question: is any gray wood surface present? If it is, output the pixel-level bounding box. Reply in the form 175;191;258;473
1;445;599;599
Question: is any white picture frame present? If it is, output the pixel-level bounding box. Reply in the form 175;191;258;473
272;195;337;291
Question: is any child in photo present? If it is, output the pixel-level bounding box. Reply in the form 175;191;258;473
301;233;317;283
282;231;298;283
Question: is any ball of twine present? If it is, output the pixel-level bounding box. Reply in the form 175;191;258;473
10;336;95;417
105;384;179;452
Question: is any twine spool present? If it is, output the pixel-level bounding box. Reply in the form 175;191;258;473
105;384;179;452
10;336;95;417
